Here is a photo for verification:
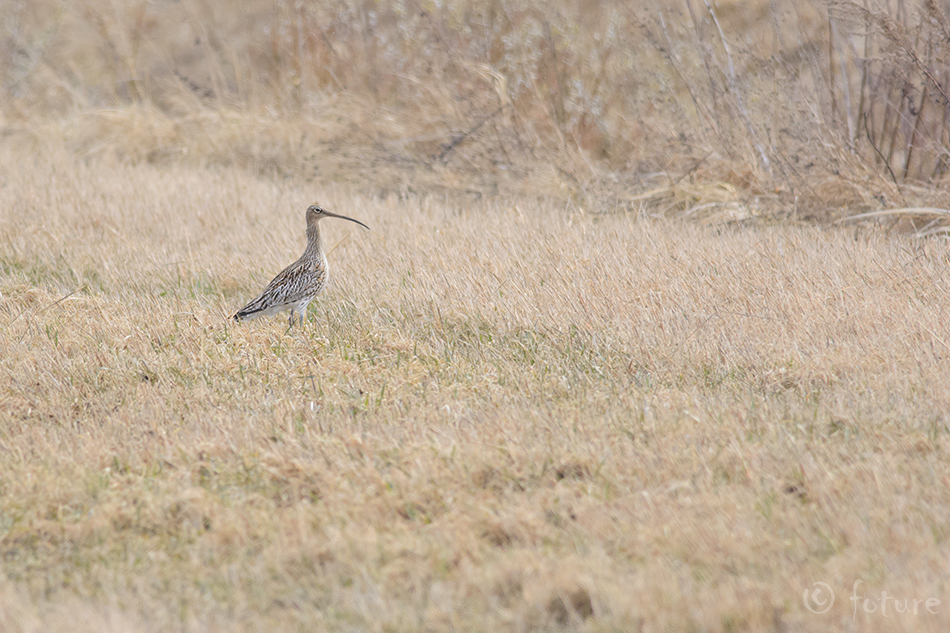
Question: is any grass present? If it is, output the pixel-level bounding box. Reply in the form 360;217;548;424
5;0;950;221
1;147;949;632
3;0;950;631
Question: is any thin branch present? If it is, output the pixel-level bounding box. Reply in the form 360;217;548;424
436;104;507;164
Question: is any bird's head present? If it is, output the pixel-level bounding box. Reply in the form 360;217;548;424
306;204;370;230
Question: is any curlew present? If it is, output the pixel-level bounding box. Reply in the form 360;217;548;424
233;204;369;326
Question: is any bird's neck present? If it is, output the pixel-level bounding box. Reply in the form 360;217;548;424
305;221;323;256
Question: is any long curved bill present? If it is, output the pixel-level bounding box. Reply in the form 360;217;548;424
325;210;370;230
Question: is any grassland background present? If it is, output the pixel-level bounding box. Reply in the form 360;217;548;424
2;0;950;631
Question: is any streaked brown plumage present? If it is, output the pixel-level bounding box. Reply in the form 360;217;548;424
233;204;369;326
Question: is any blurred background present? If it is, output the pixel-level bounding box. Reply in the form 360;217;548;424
3;0;949;222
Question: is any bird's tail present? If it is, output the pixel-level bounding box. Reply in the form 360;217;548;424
233;307;261;322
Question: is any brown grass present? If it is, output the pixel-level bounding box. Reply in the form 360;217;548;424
5;0;950;219
1;146;949;632
2;1;950;631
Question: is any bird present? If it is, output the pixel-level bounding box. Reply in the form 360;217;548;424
233;204;369;327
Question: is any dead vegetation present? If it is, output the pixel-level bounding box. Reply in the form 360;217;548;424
3;0;950;222
1;147;949;632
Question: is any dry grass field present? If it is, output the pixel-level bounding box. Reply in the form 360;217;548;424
2;149;949;632
2;0;950;632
